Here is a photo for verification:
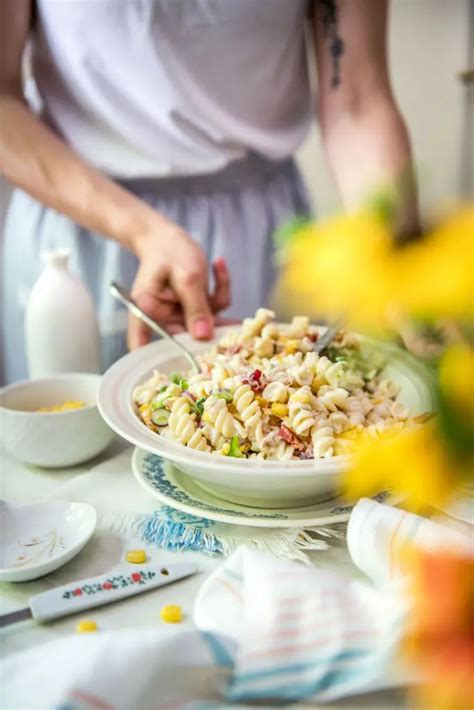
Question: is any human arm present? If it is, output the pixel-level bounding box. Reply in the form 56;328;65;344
0;0;230;346
313;0;419;238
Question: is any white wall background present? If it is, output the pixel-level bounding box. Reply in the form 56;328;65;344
0;0;472;383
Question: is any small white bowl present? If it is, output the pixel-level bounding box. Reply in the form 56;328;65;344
98;329;435;508
0;499;97;582
0;373;115;468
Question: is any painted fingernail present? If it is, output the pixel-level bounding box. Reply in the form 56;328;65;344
193;319;212;339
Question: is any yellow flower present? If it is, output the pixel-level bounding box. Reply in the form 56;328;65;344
343;424;457;511
439;343;474;426
394;208;474;322
274;205;473;332
274;211;396;331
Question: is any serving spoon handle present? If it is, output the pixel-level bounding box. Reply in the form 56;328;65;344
110;282;201;374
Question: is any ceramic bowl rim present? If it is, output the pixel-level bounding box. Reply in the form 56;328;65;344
0;372;102;416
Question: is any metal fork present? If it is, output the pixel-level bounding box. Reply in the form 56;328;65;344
110;281;201;373
312;322;342;354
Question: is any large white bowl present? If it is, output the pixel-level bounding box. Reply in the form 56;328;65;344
98;328;435;508
1;374;115;468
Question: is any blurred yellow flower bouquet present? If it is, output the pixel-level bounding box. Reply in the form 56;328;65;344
275;205;474;511
274;202;473;708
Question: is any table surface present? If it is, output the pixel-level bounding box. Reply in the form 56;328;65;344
0;439;412;708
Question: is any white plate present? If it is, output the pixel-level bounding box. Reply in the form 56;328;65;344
99;328;435;507
0;500;97;582
132;448;400;528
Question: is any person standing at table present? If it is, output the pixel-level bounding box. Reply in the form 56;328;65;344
0;1;418;383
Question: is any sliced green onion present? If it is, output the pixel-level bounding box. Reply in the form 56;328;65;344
151;409;170;427
152;387;173;408
171;372;182;385
214;389;233;403
227;435;244;458
179;378;188;391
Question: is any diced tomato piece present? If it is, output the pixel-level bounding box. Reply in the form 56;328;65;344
278;424;304;451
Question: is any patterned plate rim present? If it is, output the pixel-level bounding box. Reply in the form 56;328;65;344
132;448;398;529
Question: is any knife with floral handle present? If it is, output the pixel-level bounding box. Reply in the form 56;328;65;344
0;562;197;626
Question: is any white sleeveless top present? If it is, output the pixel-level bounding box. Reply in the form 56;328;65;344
32;0;312;178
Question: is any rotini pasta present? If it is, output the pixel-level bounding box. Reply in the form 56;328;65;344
233;384;262;434
134;309;419;459
203;396;236;438
168;397;196;445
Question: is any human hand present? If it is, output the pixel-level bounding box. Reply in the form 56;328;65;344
128;225;231;349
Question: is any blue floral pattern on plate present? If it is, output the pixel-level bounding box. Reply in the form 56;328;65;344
142;453;289;520
329;491;389;515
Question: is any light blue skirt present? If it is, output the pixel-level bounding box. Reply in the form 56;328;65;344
2;154;311;383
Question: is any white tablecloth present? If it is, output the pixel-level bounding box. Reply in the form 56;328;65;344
0;439;436;708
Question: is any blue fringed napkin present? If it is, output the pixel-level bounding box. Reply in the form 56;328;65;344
101;505;346;564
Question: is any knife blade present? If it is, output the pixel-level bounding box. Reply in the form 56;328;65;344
0;608;33;627
0;562;197;627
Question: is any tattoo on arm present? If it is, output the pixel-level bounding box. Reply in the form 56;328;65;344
320;0;345;89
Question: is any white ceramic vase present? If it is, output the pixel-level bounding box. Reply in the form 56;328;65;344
25;250;101;377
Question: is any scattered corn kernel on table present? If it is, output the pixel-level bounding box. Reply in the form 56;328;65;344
1;439;436;708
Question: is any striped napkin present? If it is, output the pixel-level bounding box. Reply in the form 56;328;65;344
193;498;471;704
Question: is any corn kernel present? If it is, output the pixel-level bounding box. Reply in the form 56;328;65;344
76;620;97;633
338;428;358;441
256;396;269;408
221;443;231;455
291;392;312;404
160;604;183;623
270;402;289;417
311;376;326;393
202;411;211;423
126;549;147;564
37;400;86;413
139;403;149;413
284;339;299;354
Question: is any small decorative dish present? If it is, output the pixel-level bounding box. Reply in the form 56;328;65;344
0;500;97;582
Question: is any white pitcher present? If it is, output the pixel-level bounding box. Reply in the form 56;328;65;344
25;250;101;377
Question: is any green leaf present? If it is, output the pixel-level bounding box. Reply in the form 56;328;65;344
194;398;206;416
435;382;474;459
272;215;312;253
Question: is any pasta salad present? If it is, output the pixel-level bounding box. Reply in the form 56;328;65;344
132;309;412;460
